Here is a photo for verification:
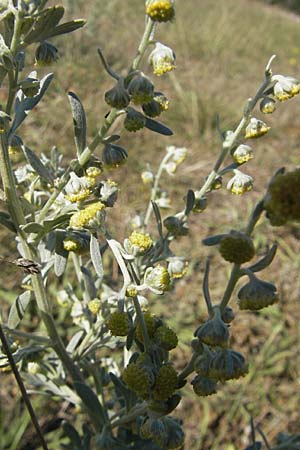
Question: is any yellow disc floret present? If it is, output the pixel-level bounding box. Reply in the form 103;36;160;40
129;231;153;253
69;202;105;229
153;364;178;400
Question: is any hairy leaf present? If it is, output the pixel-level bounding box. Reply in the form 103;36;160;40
68;91;87;155
7;291;31;328
145;117;173;136
90;234;103;280
11;73;54;135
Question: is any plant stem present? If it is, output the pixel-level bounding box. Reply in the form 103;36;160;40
219;199;265;310
0;323;49;450
219;263;241;310
131;18;155;71
0;133;103;428
144;150;173;226
196;77;271;198
111;403;148;428
178;353;197;382
132;295;151;352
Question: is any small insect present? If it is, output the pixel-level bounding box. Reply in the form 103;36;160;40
0;256;41;274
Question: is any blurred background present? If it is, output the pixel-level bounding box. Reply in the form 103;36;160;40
1;0;300;449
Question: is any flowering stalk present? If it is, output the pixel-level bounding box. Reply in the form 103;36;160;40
195;55;276;200
219;199;265;310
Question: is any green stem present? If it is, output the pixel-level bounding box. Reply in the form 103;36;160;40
3;325;51;344
78;108;118;166
219;263;241;310
0;323;49;450
178;353;197;382
132;295;151;352
196;77;271;198
219;199;265;310
111;403;147;428
6;68;18;115
36;166;72;223
131;18;155;71
144;150;173;226
10;9;23;55
0;133;103;428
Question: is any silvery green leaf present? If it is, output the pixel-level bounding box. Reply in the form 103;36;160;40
68;91;86;155
45;19;85;39
54;251;68;277
185;189;195;215
0;34;13;70
22;145;54;184
145;117;173;136
74;382;106;427
23;6;65;44
81;266;97;299
151;201;163;238
0;211;16;232
62;421;82;448
126;327;135;351
90;234;103;280
102;134;120;144
202;234;226;246
7;291;31;328
66;330;84;353
21;222;45;234
43;214;72;232
248;242;277;273
10;73;53;135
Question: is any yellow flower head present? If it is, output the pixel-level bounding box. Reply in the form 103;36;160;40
125;231;153;256
146;0;175;22
144;264;171;294
227;170;253;195
245;117;270;139
69;202;105;230
272;74;300;101
65;172;93;203
149;42;176;76
232;144;253;164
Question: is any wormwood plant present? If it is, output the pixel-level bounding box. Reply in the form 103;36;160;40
0;1;300;449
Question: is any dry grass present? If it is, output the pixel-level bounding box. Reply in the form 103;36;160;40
1;0;300;449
